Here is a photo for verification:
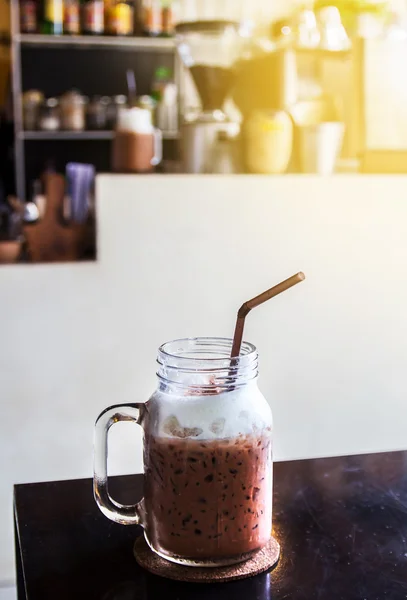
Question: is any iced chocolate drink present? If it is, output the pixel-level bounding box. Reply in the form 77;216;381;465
94;337;274;568
144;431;272;563
112;131;156;173
111;106;162;174
95;274;305;566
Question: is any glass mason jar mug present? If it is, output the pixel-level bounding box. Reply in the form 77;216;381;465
94;338;273;567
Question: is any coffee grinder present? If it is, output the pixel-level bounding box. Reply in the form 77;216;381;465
175;21;245;174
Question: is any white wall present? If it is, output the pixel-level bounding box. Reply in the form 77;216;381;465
2;175;407;583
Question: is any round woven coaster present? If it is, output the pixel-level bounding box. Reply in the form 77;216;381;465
134;536;280;584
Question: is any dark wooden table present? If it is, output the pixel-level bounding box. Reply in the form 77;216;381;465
14;450;407;599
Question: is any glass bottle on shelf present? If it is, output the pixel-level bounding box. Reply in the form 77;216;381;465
161;0;174;37
64;0;80;34
151;65;171;103
143;0;161;36
81;0;104;34
42;0;63;34
134;0;144;34
20;0;38;33
107;0;134;36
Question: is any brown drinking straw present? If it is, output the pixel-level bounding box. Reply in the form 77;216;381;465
230;272;306;360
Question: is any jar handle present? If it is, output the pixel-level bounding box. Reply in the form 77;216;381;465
93;403;145;525
151;128;163;166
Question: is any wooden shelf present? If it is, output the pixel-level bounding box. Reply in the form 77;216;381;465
20;130;114;140
19;130;179;141
15;33;175;52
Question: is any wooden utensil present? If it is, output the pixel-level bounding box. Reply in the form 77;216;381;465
0;240;22;264
23;173;88;263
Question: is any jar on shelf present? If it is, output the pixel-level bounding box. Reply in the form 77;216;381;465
87;96;110;129
60;90;87;131
107;0;134;35
39;98;60;131
23;90;44;130
64;0;80;34
81;0;104;35
106;94;127;129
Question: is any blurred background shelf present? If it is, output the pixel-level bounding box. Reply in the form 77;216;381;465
11;0;181;201
15;33;176;52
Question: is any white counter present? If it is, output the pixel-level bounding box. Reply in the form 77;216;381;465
1;174;407;583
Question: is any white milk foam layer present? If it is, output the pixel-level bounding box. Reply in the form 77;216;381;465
150;381;272;440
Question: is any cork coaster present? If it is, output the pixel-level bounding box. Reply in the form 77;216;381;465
134;536;280;584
